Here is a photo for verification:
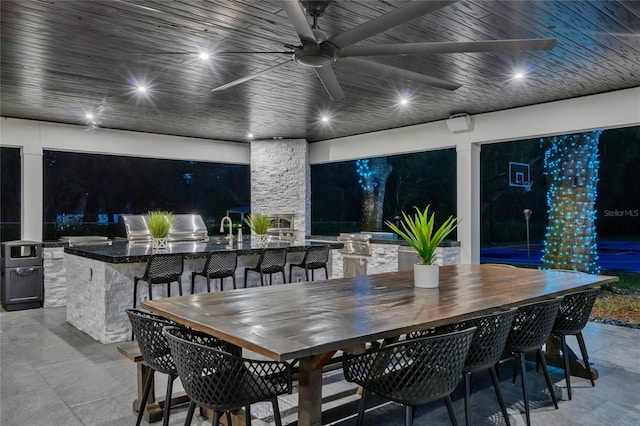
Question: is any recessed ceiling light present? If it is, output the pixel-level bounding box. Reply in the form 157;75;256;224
514;72;525;79
85;113;94;121
199;52;210;61
321;115;330;122
247;133;254;139
136;85;148;93
399;97;409;105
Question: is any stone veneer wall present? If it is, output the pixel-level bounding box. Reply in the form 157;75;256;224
330;244;461;278
250;139;310;238
43;247;67;307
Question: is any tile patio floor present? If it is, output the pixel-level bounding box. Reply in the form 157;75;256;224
1;306;639;425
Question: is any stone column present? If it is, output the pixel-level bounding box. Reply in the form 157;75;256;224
22;145;43;242
456;143;481;264
250;139;310;237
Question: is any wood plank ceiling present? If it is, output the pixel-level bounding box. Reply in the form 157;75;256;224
1;0;639;143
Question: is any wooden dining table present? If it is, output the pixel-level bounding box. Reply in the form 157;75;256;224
142;264;617;426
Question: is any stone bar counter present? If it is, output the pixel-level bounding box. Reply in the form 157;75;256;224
64;239;342;344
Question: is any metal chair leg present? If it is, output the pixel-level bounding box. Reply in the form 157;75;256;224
538;348;559;409
356;390;367;426
135;369;154;426
185;401;196;426
489;365;511;426
561;335;572;400
231;273;237;289
212;411;221;426
245;405;251;425
225;410;233;426
464;371;471;426
162;374;176;426
444;395;458;426
576;332;595;386
177;277;183;296
518;353;531;426
280;270;286;284
190;272;197;294
272;397;282;426
404;404;413;426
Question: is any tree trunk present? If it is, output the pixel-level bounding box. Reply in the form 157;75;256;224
358;158;393;231
541;131;601;273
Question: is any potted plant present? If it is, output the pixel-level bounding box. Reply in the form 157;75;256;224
385;205;459;288
147;210;176;250
245;213;273;246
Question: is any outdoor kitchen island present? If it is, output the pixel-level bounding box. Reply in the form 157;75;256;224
64;239;342;343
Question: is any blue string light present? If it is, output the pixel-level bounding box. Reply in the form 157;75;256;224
356;159;379;191
540;130;602;273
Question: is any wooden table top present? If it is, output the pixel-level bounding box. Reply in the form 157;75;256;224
141;264;617;361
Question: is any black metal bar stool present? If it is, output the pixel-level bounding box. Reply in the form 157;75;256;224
289;245;330;282
244;248;287;287
164;326;293;426
133;254;184;308
191;251;238;293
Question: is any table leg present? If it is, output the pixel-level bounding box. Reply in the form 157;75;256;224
545;335;599;380
297;353;335;426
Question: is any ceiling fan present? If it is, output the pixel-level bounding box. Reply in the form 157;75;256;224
211;0;558;101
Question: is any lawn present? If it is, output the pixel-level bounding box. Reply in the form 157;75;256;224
591;272;640;324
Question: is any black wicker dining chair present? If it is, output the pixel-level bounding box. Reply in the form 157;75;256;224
408;309;518;426
133;253;184;309
289;245;330;282
191;251;238;293
343;327;476;426
244;248;287;287
507;297;564;426
126;309;185;426
163;326;293;426
551;287;600;400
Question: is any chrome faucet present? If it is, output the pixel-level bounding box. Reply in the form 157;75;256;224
220;216;233;241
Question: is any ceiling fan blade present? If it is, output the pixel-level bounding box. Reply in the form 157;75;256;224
280;0;317;43
314;66;345;102
339;38;558;57
211;60;293;92
328;0;457;49
116;50;294;56
341;58;461;91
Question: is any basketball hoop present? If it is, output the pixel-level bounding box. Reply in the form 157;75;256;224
523;181;533;192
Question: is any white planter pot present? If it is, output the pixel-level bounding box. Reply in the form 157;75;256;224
152;237;168;250
253;234;269;247
413;264;440;288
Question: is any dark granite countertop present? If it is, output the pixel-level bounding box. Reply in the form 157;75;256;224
306;235;460;247
64;239;343;264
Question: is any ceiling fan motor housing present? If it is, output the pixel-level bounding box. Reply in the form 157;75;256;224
294;41;337;67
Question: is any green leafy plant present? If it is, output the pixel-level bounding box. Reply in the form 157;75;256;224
244;213;273;235
146;210;175;238
385;205;460;265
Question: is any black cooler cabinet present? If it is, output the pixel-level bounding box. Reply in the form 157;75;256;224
0;240;44;311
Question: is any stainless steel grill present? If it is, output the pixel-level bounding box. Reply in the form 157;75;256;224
337;233;372;278
59;236;112;247
121;214;208;244
337;233;372;256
